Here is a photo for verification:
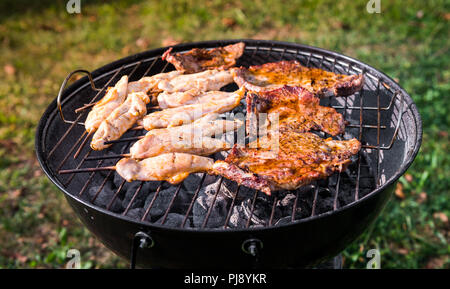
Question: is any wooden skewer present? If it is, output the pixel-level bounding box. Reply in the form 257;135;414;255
86;154;131;161
104;135;144;145
59;166;116;174
75;102;97;114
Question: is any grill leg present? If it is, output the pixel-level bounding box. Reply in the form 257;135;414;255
130;231;154;269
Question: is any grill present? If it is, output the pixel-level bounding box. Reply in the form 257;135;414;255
36;39;422;268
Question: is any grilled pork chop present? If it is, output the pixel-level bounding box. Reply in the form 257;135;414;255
213;131;361;195
162;42;245;73
246;86;345;136
233;60;364;97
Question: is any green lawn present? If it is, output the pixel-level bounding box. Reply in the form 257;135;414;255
0;0;448;268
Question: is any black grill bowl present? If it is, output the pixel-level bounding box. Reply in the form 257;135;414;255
35;39;422;268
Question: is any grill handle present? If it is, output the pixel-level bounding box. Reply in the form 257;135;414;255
130;231;154;269
56;69;100;125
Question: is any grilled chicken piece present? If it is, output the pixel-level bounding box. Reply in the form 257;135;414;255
143;87;245;130
233;60;364;97
85;75;128;133
127;71;181;104
157;89;235;109
157;69;234;93
91;92;150;150
246;86;345;136
116;153;214;184
213;131;361;195
130;114;243;159
162;42;245;73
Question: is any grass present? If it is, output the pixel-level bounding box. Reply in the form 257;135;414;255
0;0;448;268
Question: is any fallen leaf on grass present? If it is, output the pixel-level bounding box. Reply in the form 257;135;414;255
8;189;22;199
395;183;405;199
417;192;427;204
396;248;409;255
162;37;180;47
4;64;15;76
404;174;413;183
222;17;236;28
433;212;448;224
425;256;447;269
135;38;150;49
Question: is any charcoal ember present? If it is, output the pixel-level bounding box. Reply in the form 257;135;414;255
156;213;191;228
315;188;334;214
84;180;123;213
277;193;297;216
125;208;145;220
122;181;156;211
182;173;204;192
193;182;230;228
143;185;191;221
226;205;248;228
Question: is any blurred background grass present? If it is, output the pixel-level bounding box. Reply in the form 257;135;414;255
0;0;448;268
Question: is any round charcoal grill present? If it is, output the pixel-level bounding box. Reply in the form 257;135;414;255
36;39;422;268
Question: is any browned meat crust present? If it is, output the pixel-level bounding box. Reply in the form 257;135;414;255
246;86;345;136
162;42;245;73
233;60;364;97
213;132;361;195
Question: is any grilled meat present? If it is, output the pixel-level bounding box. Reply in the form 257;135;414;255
157;89;235;109
162;42;245;73
143;87;244;130
213;131;361;195
85;75;128;133
157;69;234;93
116;153;214;184
246;86;345;136
127;71;181;104
91;91;150;150
130;113;243;159
233;60;364;97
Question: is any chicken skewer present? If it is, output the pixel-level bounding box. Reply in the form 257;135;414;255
84;75;128;134
129;113;243;159
157;89;235;109
91;91;150;150
60;153;214;185
85;113;243;160
157;69;234;93
143;87;245;130
75;71;181;113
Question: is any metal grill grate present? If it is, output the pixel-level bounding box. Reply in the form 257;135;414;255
46;41;407;230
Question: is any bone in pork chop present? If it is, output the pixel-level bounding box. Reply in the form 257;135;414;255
233;60;364;97
246;85;346;136
213;131;361;195
162;42;245;73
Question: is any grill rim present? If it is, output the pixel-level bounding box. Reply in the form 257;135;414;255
35;39;423;233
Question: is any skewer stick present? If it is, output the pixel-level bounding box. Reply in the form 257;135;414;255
59;166;116;174
75;102;97;114
104;135;144;145
86;154;131;161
